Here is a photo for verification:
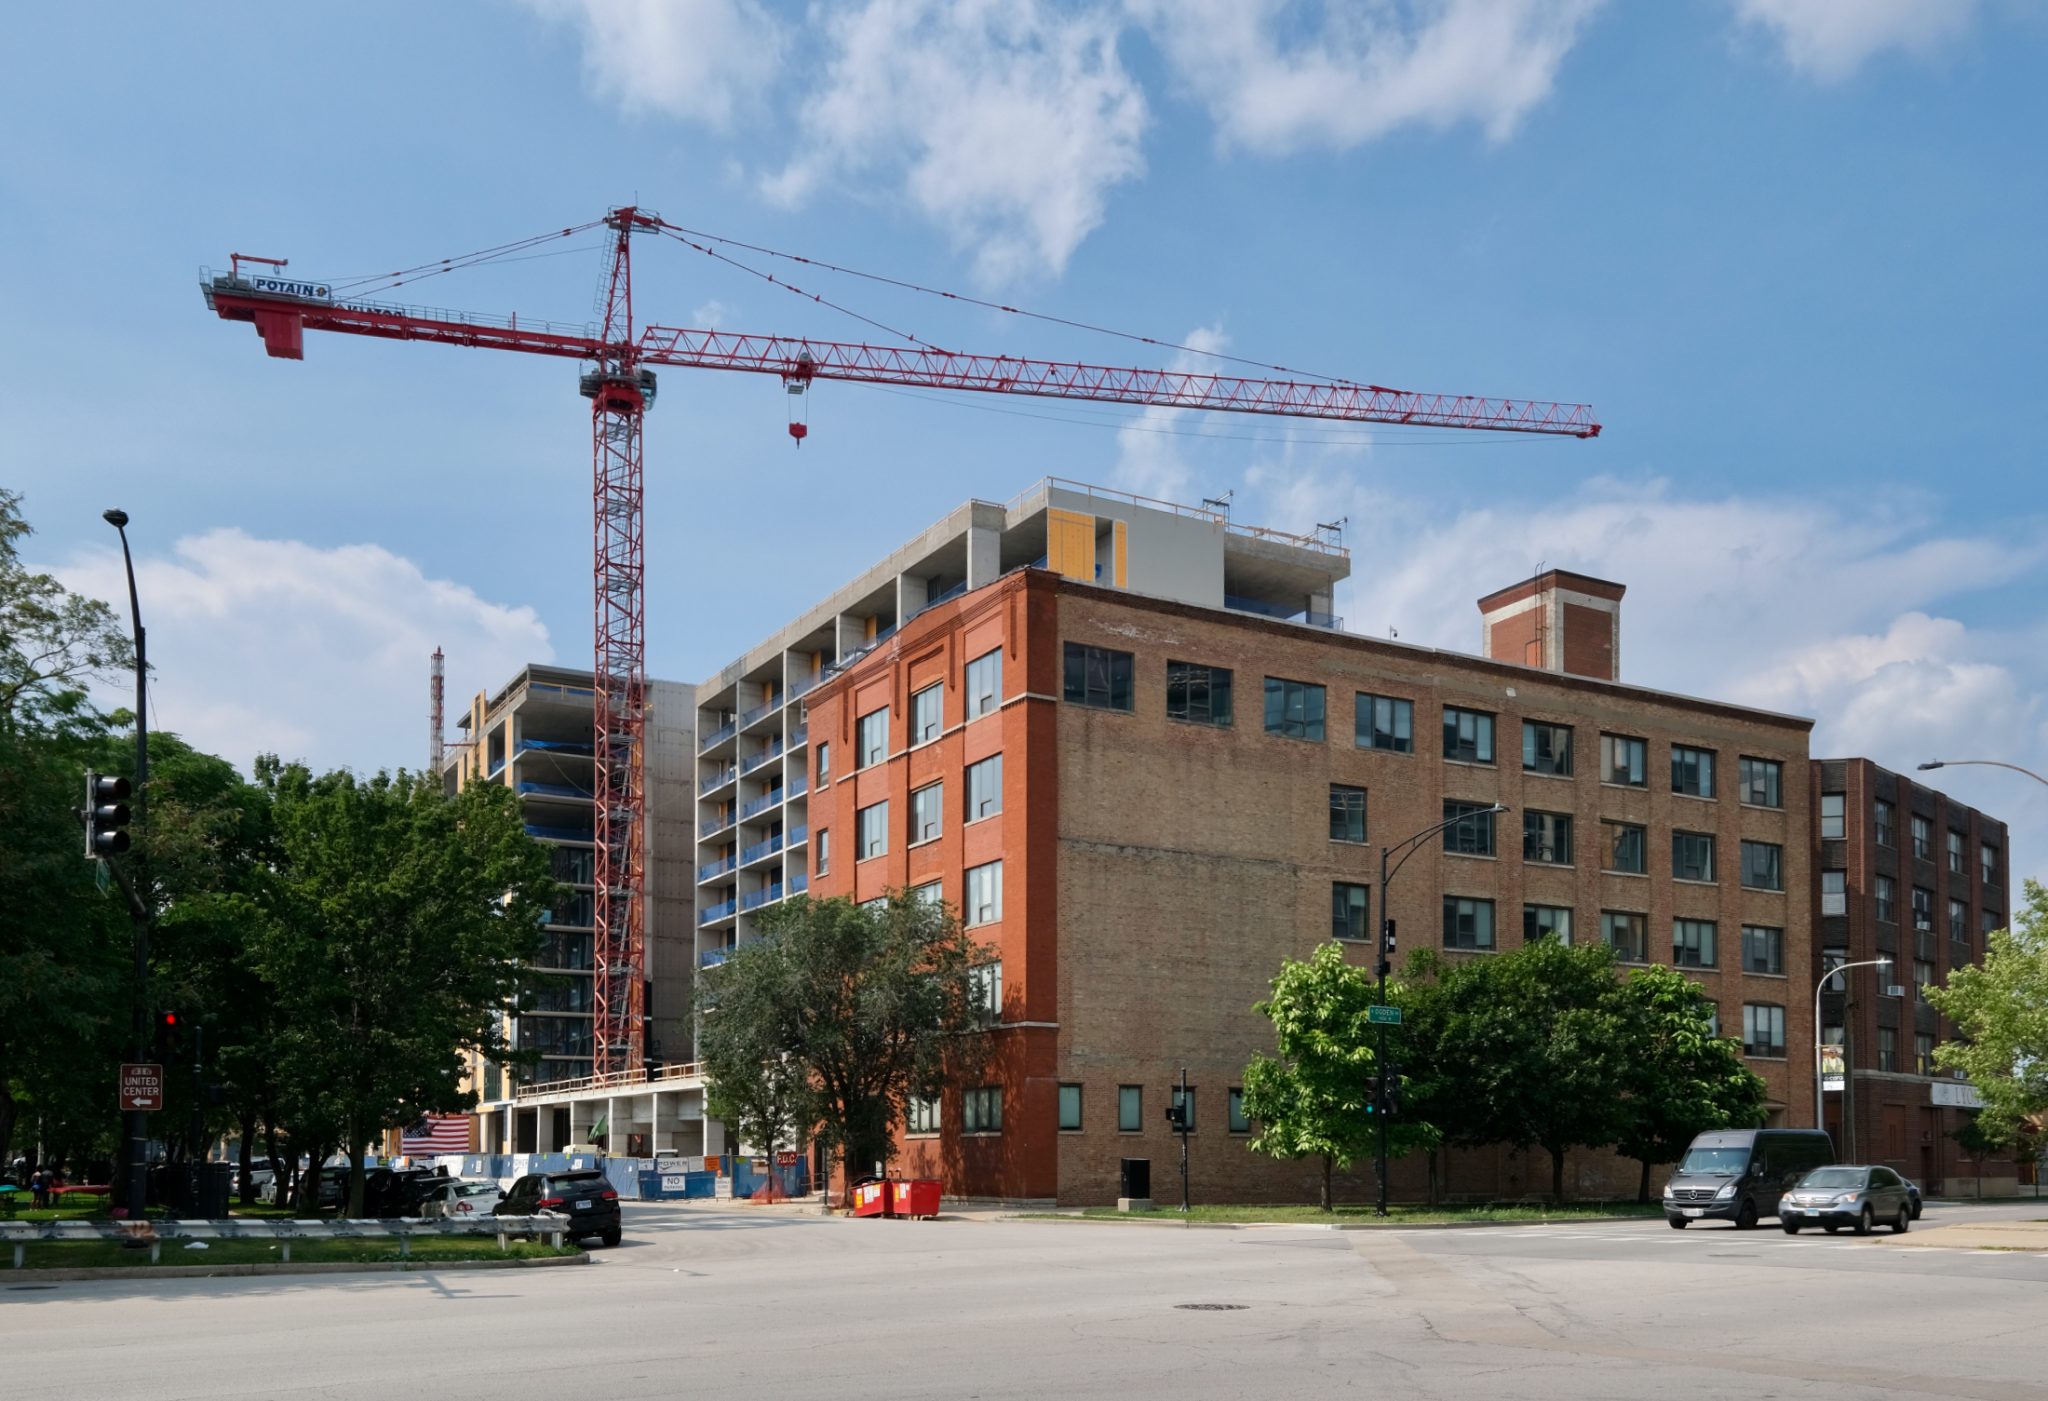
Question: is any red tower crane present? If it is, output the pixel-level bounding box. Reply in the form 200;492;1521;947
202;207;1599;1080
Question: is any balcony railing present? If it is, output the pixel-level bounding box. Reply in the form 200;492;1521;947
739;788;785;822
698;766;737;795
741;834;785;866
787;825;808;848
698;898;737;925
699;947;730;969
788;671;822;701
788;725;808;749
517;780;593;800
697;721;737;752
524;822;593;844
699;814;736;839
698;855;736;883
518;738;594;757
739;738;784;775
740;881;785;912
739;699;779;729
789;872;809;895
786;775;809;800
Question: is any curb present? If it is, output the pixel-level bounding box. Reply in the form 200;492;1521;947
4;1252;589;1283
1009;1213;1662;1232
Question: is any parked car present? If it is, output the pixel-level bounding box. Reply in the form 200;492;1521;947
418;1178;503;1218
1662;1128;1836;1229
1780;1164;1913;1235
363;1167;448;1218
494;1169;621;1247
1902;1176;1924;1219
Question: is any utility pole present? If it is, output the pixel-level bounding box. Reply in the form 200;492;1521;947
1177;1066;1191;1214
103;508;152;1224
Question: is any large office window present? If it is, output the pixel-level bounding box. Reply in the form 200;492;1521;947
1739;840;1783;891
857;708;889;769
965;648;1002;718
965;860;1003;926
1601;733;1647;786
911;684;943;744
1524;904;1573;943
1523;811;1573;865
1742;1005;1786;1058
1673;830;1717;883
963;1086;1003;1135
1738;757;1783;808
1603;820;1647;874
1332;882;1370;942
1875;874;1896;923
911;783;942;843
966;754;1002;820
1264;677;1326;741
1820;793;1845;839
1356;693;1414;753
1443;801;1496;856
1058;1084;1083;1132
1064;643;1134;711
1443;707;1494;763
1329;784;1367;843
1742;924;1784;975
1118;1085;1142;1132
1672;745;1716;799
1165;661;1233;727
1911;815;1932;861
1522;721;1573;776
1443;896;1495;950
1602;910;1648;963
1674;918;1718;968
857;802;889;860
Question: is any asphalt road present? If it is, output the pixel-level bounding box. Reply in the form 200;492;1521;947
6;1197;2047;1400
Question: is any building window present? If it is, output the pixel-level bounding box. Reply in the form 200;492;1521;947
1911;886;1933;932
909;783;943;844
1822;945;1847;976
857;802;888;860
1058;1084;1083;1132
816;828;830;876
1674;919;1717;968
1602;911;1648;963
1443;896;1496;951
1356;693;1414;753
1949;897;1968;941
1742;924;1784;975
1821;870;1846;916
1982;908;2002;935
1524;905;1573;943
1118;1085;1142;1132
1602;820;1646;874
969;962;1002;1023
965;860;1003;926
1910;814;1932;861
1332;882;1370;942
1874;799;1894;848
1443;801;1496;857
816;741;830;787
1329;785;1367;843
965;648;1002;718
1875;874;1896;923
1909;961;1934;1003
1738;757;1783;808
1171;1084;1198;1132
1523;810;1573;865
963;1086;1002;1135
1443;706;1494;763
1704;1006;1721;1039
1166;661;1233;727
1982;842;2000;886
912;881;942;906
1673;830;1716;883
1878;1027;1897;1073
912;684;943;744
1947;829;1966;875
1227;1088;1250;1134
1739;840;1782;892
1914;1033;1935;1076
1264;677;1326;741
1672;745;1716;799
1064;642;1134;711
906;1095;940;1135
1522;721;1573;776
1820;793;1844;840
1600;733;1646;786
857;707;889;769
966;754;1002;820
1742;1004;1786;1058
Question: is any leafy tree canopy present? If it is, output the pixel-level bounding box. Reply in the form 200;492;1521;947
1928;880;2048;1141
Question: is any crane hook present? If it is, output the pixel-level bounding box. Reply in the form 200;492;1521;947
783;351;815;447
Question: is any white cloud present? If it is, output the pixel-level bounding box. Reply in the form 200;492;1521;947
518;0;785;126
52;531;552;776
1730;0;1978;82
762;0;1147;284
1130;0;1604;154
1108;324;1233;502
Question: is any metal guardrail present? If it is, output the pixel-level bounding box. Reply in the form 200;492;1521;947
3;1215;568;1267
514;1062;702;1098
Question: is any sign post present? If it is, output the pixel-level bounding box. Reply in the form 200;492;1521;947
120;1062;164;1113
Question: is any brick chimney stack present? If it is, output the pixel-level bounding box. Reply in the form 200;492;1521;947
1477;569;1626;682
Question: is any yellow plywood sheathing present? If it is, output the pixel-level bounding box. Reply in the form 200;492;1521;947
1047;508;1097;582
1113;519;1128;589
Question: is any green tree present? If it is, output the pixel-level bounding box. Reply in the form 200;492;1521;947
1242;943;1429;1210
1611;965;1767;1202
697;932;818;1195
1927;881;2048;1141
253;761;556;1216
0;487;133;728
700;892;984;1205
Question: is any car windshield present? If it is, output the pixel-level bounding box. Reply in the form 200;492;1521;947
1677;1147;1749;1175
456;1183;495;1197
1800;1168;1864;1189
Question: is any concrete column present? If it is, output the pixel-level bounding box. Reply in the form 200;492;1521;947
966;525;1000;589
897;572;930;624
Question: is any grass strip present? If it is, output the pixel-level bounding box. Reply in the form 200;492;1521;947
1077;1202;1666;1225
9;1237;578;1269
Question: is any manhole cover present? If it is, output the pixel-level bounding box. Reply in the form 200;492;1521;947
1176;1303;1248;1311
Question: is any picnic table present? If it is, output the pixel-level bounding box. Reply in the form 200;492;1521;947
49;1184;113;1206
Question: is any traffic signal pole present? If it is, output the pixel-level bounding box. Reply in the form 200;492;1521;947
104;509;152;1225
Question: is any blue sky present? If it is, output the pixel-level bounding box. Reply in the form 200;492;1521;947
5;0;2045;879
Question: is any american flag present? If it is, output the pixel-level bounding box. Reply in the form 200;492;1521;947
401;1114;472;1156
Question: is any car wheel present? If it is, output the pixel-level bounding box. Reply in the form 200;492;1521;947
1782;1222;1801;1234
1668;1217;1688;1229
1910;1201;1923;1221
1735;1200;1759;1231
1855;1206;1874;1236
1823;1224;1840;1233
602;1226;622;1248
1892;1207;1909;1235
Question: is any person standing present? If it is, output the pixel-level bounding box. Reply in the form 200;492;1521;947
29;1167;47;1210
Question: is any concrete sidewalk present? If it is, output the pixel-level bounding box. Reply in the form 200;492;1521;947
1892;1217;2048;1250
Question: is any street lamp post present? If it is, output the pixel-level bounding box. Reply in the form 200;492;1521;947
1918;759;2048;788
1373;802;1510;1217
103;508;152;1224
1814;957;1890;1143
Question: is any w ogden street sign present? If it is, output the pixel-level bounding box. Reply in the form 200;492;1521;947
120;1063;164;1112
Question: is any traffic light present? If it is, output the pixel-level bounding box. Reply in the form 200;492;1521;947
154;1009;184;1053
1164;1104;1188;1132
84;772;132;858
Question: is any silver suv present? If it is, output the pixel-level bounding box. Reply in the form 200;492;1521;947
1779;1165;1913;1235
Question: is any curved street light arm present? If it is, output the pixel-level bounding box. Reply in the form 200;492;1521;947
1813;956;1893;1135
1918;759;2048;789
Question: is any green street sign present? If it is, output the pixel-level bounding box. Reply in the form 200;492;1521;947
1367;1005;1402;1025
